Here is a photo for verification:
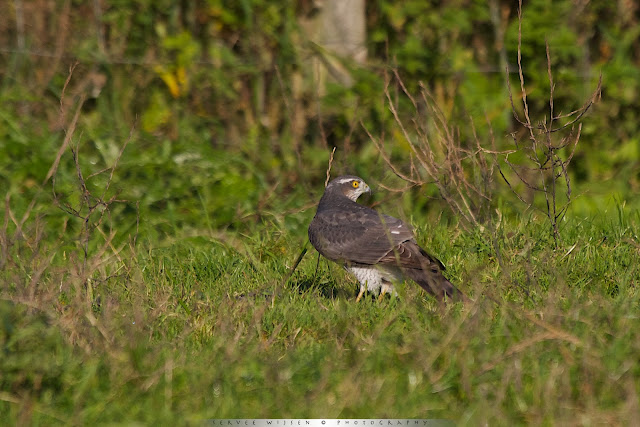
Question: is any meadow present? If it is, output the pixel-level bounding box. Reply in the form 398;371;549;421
2;0;640;425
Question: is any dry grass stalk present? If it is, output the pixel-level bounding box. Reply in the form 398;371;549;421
366;69;496;231
0;63;139;356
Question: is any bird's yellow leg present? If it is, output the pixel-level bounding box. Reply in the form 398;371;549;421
377;288;387;302
356;287;365;302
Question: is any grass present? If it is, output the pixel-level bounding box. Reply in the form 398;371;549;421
2;2;640;423
0;57;638;422
1;171;639;424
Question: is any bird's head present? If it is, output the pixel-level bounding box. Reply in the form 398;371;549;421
326;175;371;202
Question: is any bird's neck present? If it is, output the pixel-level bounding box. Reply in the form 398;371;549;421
318;192;362;210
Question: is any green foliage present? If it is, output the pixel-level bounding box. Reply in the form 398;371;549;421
3;0;638;212
2;0;640;423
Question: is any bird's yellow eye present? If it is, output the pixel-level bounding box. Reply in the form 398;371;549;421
352;181;360;188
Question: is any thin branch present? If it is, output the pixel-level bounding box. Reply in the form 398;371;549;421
324;147;337;187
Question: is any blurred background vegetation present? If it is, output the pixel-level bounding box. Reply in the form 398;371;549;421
2;1;640;423
0;0;638;242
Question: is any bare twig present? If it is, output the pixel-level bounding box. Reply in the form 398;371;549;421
499;0;601;247
45;89;85;184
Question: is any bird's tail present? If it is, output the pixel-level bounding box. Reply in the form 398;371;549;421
403;268;466;302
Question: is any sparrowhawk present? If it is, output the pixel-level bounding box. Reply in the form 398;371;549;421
308;175;463;302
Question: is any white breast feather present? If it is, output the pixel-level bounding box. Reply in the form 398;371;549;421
347;266;401;295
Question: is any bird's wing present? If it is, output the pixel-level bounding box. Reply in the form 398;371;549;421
377;239;446;271
309;208;415;265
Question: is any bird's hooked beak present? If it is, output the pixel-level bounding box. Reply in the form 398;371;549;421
356;182;372;201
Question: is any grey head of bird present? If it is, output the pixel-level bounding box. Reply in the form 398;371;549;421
323;175;371;202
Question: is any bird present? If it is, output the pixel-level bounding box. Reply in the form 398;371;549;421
308;175;464;302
